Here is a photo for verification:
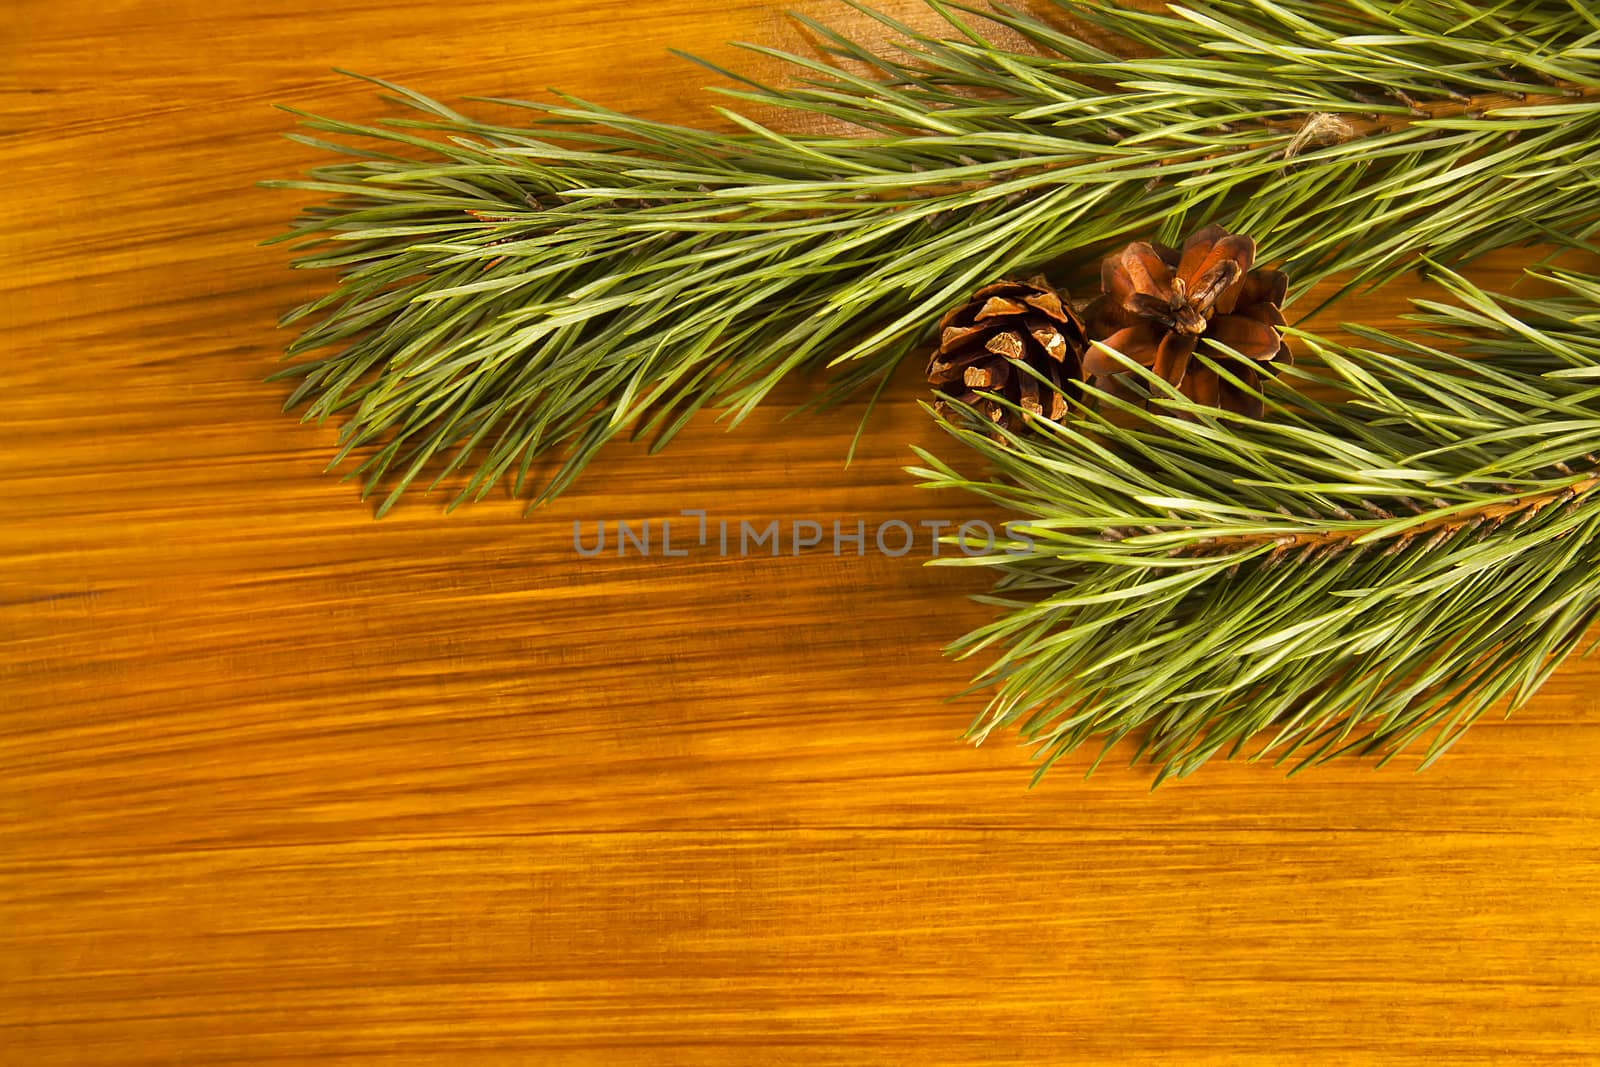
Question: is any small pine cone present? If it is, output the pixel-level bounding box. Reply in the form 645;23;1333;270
927;276;1088;430
1083;224;1290;420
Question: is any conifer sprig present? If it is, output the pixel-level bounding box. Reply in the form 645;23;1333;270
908;262;1600;784
265;0;1600;511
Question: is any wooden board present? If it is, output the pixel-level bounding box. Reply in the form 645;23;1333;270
3;1;1599;1062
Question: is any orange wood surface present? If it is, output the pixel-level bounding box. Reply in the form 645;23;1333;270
4;2;1599;1063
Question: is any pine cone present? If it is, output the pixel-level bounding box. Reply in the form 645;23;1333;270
1083;224;1289;419
927;276;1087;429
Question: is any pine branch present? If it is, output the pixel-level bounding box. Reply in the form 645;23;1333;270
265;0;1600;511
908;262;1600;784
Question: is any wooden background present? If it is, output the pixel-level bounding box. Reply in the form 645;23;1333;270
4;1;1599;1062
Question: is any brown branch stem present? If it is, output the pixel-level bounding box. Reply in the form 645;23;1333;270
838;83;1600;205
460;82;1600;237
1172;475;1600;562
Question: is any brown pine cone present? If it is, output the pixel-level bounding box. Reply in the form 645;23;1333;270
926;276;1088;429
1083;224;1289;419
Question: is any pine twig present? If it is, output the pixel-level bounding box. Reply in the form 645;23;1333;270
1171;473;1600;557
811;82;1600;203
908;263;1600;783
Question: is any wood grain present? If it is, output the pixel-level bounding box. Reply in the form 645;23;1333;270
3;2;1600;1063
